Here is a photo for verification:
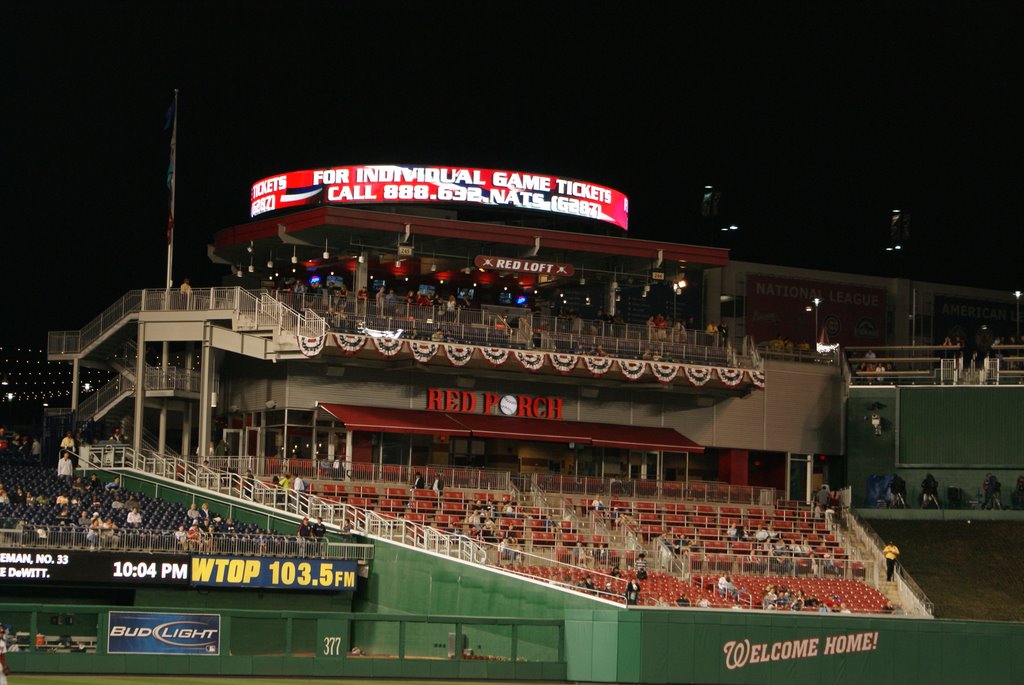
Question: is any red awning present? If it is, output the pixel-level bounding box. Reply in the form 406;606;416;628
319;403;472;437
586;422;703;453
319;402;702;452
448;413;597;444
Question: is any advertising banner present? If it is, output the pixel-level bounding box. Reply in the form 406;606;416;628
107;611;220;655
745;274;887;347
190;555;357;591
933;294;1019;343
250;164;629;230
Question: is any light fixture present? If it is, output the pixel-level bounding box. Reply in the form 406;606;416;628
247;255;254;273
439;279;445;284
5;392;12;401
676;278;687;288
579;276;586;285
267;251;274;269
643;284;650;293
291;246;298;264
0;376;7;386
247;241;254;254
357;254;365;264
323;239;330;260
431;263;437;272
83;382;92;392
236;266;244;278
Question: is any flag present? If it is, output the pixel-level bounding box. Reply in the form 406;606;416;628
164;99;176;131
166;92;178;246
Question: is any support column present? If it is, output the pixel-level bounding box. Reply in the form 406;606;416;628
717;448;750;486
182;403;193;459
158;341;169;456
70;359;80;413
132;323;146;454
197;323;214;459
182;342;195;457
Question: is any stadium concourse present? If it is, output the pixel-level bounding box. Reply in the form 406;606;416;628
8;164;1024;683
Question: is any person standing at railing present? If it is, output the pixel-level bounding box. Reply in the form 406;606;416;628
59;431;75;462
179;277;192;305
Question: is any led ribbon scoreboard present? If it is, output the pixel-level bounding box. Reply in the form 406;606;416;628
250;164;630;230
0;549;357;591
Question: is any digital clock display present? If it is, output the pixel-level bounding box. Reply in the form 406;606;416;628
0;549;190;586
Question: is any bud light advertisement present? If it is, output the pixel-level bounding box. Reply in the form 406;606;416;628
107;611;220;655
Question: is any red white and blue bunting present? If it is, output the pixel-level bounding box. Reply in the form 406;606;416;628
684;366;712;386
410;342;439;363
332;333;366;354
716;367;745;387
617;359;647;381
651;363;680;384
583;356;613;376
444;344;475;367
481;347;510;366
550;353;578;374
371;336;403;357
514;351;546;372
297;335;326;358
316;335;764;390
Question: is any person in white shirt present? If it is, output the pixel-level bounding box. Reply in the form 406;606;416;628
126;508;143;527
57;453;74;481
293;475;306;493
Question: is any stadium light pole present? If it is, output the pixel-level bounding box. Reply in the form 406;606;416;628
812;297;821;342
1015;290;1021;341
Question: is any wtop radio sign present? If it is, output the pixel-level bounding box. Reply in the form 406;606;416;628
107;611;220;655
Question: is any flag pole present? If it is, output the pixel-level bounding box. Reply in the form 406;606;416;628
165;88;179;297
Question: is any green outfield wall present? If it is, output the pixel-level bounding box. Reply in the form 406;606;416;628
848;387;1024;506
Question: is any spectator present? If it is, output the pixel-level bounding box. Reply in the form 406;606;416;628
56;452;74;483
717;574;738;600
624;579;641;606
634;552;648;580
126;508;143;528
412;471;425;490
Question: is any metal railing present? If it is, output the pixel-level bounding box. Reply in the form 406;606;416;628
757;340;841;365
279;290;737;366
250;459;512;491
685;551;875;583
841;507;933;617
48;287;325;357
532;473;778;506
845;345;965;387
0;525;371;561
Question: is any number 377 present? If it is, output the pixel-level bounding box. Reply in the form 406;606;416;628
323;636;343;656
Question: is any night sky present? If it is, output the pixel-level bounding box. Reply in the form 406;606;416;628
5;1;1021;344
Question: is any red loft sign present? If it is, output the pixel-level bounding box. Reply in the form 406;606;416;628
427;389;563;420
249;165;629;230
474;255;575;277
